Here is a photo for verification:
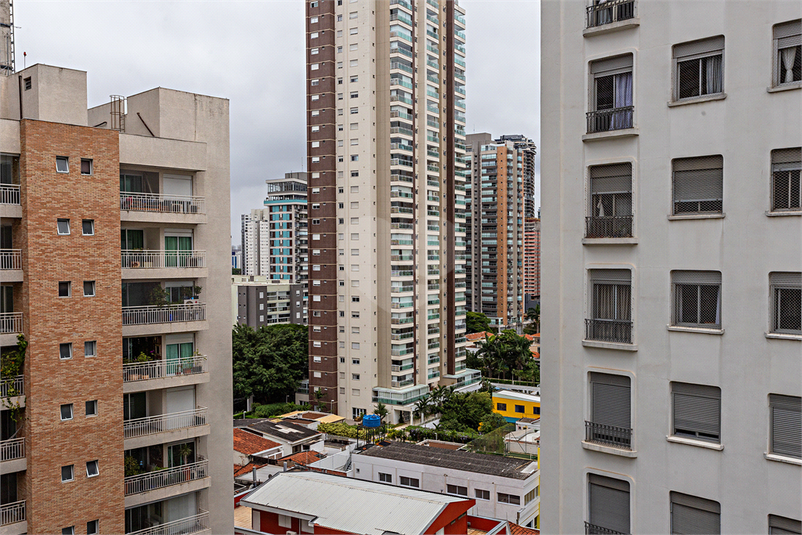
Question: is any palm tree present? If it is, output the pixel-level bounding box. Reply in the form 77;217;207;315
374;402;388;424
414;394;431;425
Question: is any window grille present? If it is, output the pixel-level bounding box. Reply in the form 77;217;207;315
672;382;721;443
770;272;801;335
673;36;724;100
771;148;801;212
588;55;633;133
769;514;802;535
588;373;632;449
587;474;630;535
672;156;723;215
585;0;635;29
770;394;801;459
587;163;633;238
672;271;721;328
774;20;802;86
587;270;632;343
670;492;720;535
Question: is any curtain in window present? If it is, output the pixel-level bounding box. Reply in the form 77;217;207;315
611;72;633;129
705;55;723;94
782;47;798;84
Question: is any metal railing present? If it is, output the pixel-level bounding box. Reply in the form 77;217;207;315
0;437;24;462
0;249;21;270
122;304;206;326
0;500;25;526
585;421;633;450
126;510;209;535
122;250;206;269
585;521;629;535
124;459;209;496
120;192;206;215
587;106;634;133
0;184;20;205
0;375;23;398
585;318;632;344
123;357;207;383
585;216;633;238
124;407;208;439
0;312;22;335
586;0;635;28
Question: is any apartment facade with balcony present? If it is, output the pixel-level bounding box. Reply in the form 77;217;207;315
523;217;540;308
0;64;232;534
541;2;801;534
305;0;472;424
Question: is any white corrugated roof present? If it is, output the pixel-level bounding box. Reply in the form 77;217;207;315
493;390;541;402
242;471;469;535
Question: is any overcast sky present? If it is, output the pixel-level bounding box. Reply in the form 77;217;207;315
16;0;540;245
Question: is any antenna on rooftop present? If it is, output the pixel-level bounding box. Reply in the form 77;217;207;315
0;1;15;75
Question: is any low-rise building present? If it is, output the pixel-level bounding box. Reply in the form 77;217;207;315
234;419;324;457
232;275;306;327
233;428;282;466
493;390;541;423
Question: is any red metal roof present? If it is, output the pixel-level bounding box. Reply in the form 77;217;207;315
234;428;281;455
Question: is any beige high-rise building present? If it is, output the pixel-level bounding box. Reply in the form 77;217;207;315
305;0;476;423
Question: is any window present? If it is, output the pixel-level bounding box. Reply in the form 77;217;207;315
86;460;99;477
61;465;74;482
352;374;360;380
86;400;98;417
351;249;359;256
82;219;94;235
769;515;802;535
63;528;74;535
350;139;358;146
673;36;724;101
56;156;69;173
278;514;291;529
351;217;359;224
352;311;360;318
672;382;721;443
475;489;490;500
525;488;538;505
352;296;360;302
670;492;720;534
587;269;632;343
774;20;801;86
352;358;360;364
586;0;635;28
311;15;318;23
588;373;632;449
400;476;419;488
379;472;392;483
588;475;630;535
84;341;96;358
59;343;73;360
351;185;359;193
350;91;358;98
87;521;99;535
351;155;359;161
352;342;360;349
770;273;801;335
671;271;722;329
57;219;70;235
83;281;96;297
81;159;93;175
497;402;507;411
447;484;468;497
771;148;801;212
587;163;633;238
350;43;358;51
23;77;31;90
349;27;358;34
311;63;319;71
350;107;358;114
769;394;801;459
350;59;358;67
349;11;357;19
60;404;73;420
498;493;521;505
350;75;359;83
588;55;633;133
672;155;724;215
515;405;525;413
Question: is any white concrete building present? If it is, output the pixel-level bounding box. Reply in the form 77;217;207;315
541;2;801;534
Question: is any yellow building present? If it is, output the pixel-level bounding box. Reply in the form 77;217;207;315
492;390;541;423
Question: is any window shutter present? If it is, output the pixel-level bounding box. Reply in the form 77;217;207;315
591;374;631;429
770;272;802;288
674;36;725;59
772;148;802;166
774;20;802;47
591;163;632;194
770;394;801;458
591;269;631;284
589;475;630;534
769;514;802;535
672;271;722;285
673;383;721;439
673;156;724;203
591;54;633;74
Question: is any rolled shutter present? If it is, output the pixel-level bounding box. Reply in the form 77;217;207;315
769;514;802;535
589;475;630;534
673;156;723;203
591;269;632;284
774;20;802;48
671;493;720;535
770;272;802;288
591;163;633;194
673;383;721;440
674;36;725;59
672;271;721;285
591;54;633;75
771;394;801;458
591;373;631;429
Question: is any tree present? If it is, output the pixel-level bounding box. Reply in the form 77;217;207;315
439;391;494;432
525;305;540;333
232;268;242;275
374;402;388;424
313;388;326;411
466;311;492;334
413;394;431;425
473;330;535;382
232;323;308;405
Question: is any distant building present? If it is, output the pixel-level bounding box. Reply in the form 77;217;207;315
493;390;541;423
523;217;540;307
232;275;306;327
233;419;323;457
232;244;242;270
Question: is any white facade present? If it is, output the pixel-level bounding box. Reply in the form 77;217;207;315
541;2;801;534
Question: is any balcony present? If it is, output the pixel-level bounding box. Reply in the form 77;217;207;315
120;193;206;224
122;250;206;270
585;216;633;239
0;437;24;462
125;459;209;496
0;249;21;272
584;522;628;535
0;375;23;399
585;318;632;344
0;500;25;528
586;107;633;134
585;0;635;29
0;312;22;339
122;304;207;335
124;408;209;449
0;184;20;205
123;356;208;393
585;421;633;450
126;510;209;535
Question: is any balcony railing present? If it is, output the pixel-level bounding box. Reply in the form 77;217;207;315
0;375;23;398
585;216;633;238
586;0;635;28
0;437;24;462
585;521;629;535
123;357;207;383
122;304;206;326
587;107;633;133
126;510;209;535
122;250;206;269
124;407;208;439
585;421;632;450
0;500;25;526
0;249;21;270
0;184;20;205
0;312;22;335
120;192;206;215
585;318;632;344
124;459;209;496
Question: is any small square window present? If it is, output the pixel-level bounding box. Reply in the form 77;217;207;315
351;155;359;161
350;107;359;114
81;159;93;175
86;460;99;477
352;373;360;380
23;77;31;90
83;281;96;297
87;521;99;535
59;343;73;360
350;75;359;83
61;465;74;482
86;400;98;417
60;404;73;421
58;281;71;297
56;156;69;173
82;219;95;236
84;340;97;358
62;527;75;535
57;219;70;235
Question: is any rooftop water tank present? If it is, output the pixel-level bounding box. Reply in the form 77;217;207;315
362;414;381;428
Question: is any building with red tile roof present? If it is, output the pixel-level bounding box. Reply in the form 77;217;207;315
233;428;282;465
